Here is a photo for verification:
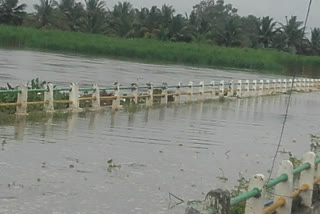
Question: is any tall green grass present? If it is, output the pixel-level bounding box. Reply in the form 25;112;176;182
1;25;320;76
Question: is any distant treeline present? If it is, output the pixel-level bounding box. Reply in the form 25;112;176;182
1;0;320;56
1;25;320;77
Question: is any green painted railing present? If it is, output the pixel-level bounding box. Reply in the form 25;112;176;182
266;173;288;188
231;188;261;206
231;157;320;206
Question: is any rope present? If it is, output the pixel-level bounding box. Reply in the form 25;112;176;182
266;0;313;182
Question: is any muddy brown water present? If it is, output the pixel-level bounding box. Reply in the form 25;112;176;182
0;49;320;214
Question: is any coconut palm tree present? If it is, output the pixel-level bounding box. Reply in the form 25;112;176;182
58;0;86;31
257;16;276;48
0;0;26;25
84;0;106;33
34;0;57;27
278;16;304;53
311;28;320;55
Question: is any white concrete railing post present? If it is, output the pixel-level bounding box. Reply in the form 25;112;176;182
199;81;205;101
44;83;54;113
16;85;28;116
187;81;193;102
252;80;257;96
227;80;234;97
266;80;270;95
258;80;264;96
237;80;242;97
91;83;100;110
306;79;310;91
277;79;282;93
161;82;168;105
174;83;181;104
112;82;121;110
272;79;277;94
131;83;138;104
299;151;316;208
146;83;153;107
219;80;225;97
273;160;294;214
210;81;216;99
244;174;266;214
282;79;287;93
294;79;298;91
298;79;302;91
69;83;82;112
288;79;293;91
310;79;315;91
244;80;250;97
302;79;307;91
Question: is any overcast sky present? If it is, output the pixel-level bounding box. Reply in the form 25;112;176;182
22;0;320;30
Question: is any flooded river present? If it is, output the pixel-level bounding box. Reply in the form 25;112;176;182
0;49;320;214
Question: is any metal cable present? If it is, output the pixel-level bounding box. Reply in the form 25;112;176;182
266;0;313;182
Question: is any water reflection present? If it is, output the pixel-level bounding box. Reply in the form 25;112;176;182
5;93;317;144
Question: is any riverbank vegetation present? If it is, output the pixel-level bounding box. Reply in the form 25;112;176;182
0;0;320;75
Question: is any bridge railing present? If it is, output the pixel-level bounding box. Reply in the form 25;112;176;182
186;152;320;214
230;152;320;214
0;78;319;115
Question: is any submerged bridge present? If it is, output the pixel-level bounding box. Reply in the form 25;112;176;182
0;78;319;115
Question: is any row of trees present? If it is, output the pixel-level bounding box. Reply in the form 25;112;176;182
1;0;320;56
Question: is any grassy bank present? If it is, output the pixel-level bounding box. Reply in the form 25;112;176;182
1;25;320;76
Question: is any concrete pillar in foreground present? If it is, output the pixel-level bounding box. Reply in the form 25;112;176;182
299;151;315;208
44;83;54;113
16;85;28;116
245;174;266;214
273;160;293;214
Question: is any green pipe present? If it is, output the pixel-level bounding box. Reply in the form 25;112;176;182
316;157;320;164
231;188;261;206
119;86;133;90
79;88;94;92
99;87;114;91
53;88;70;92
137;86;150;89
293;162;311;174
0;89;21;93
28;88;47;92
266;173;288;188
